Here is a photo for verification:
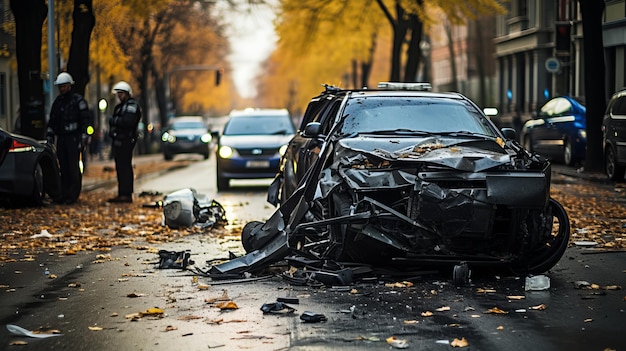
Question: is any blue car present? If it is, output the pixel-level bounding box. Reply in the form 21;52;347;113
520;96;586;166
215;108;295;191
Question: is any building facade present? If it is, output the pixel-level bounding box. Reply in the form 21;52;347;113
493;0;626;132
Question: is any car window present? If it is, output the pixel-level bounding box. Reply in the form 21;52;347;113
224;115;295;136
171;121;205;130
318;100;342;135
299;99;327;130
613;97;626;116
539;99;558;117
340;97;497;136
553;98;573;116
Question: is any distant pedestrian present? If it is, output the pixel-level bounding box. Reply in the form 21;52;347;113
46;72;91;205
107;81;142;203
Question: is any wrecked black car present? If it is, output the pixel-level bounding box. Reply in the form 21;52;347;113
211;83;570;283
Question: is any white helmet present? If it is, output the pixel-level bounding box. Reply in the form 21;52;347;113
113;81;132;96
54;72;74;85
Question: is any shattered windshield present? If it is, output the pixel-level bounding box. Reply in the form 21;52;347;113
340;97;498;137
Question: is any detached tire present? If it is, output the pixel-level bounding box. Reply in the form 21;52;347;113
514;198;570;275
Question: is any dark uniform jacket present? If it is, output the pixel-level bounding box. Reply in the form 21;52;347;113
109;98;142;143
47;93;90;137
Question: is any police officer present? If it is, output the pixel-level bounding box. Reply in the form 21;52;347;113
108;81;142;203
46;72;91;204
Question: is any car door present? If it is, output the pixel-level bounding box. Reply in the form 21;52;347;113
534;97;572;158
296;99;342;183
610;96;626;161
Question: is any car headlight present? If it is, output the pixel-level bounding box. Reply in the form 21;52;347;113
161;132;176;143
579;130;587;139
218;145;234;159
201;134;212;143
279;144;288;156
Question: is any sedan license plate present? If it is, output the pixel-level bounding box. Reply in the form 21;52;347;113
246;160;270;168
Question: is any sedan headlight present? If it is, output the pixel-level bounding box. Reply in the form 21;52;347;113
218;145;234;159
161;132;176;143
201;134;212;143
279;144;289;156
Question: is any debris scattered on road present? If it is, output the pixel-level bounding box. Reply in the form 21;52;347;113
160;188;227;229
386;335;409;349
157;249;194;269
299;311;327;323
525;274;550;291
6;324;62;338
260;302;296;315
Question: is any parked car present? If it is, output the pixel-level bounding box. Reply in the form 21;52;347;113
215;108;295;191
601;88;626;180
161;116;212;160
0;127;61;206
209;83;570;282
520;96;586;166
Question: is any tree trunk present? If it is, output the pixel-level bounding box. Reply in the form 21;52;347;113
579;0;606;172
10;0;47;139
445;25;459;91
403;14;422;83
67;0;95;97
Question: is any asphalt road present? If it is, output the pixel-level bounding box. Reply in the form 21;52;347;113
0;157;624;351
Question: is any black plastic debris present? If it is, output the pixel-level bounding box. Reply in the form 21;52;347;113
260;302;296;315
300;311;327;323
276;297;299;304
157;250;194;269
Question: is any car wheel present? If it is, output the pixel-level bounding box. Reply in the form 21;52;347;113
563;140;574;166
241;221;264;253
31;162;45;206
216;164;230;191
202;152;209;160
164;152;173;161
513;198;570;275
605;145;626;181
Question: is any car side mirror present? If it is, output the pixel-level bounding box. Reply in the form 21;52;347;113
500;128;516;140
302;122;321;138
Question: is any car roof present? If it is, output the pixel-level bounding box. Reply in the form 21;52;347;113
313;83;467;101
228;108;290;117
171;115;204;121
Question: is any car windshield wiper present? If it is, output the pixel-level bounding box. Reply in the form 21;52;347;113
434;131;496;139
361;129;431;136
271;129;289;135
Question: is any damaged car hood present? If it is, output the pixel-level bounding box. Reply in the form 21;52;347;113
335;135;512;172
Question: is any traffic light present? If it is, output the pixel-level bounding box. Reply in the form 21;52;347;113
555;22;571;53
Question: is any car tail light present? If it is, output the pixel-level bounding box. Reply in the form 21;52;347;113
9;140;35;153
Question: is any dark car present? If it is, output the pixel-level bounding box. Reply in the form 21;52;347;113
215;108;295;191
0;127;61;206
601;88;626;180
209;83;570;283
520;96;586;166
161;116;212;160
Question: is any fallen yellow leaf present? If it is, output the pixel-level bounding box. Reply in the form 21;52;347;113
450;337;469;347
215;301;238;310
484;307;508;314
529;304;546;311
